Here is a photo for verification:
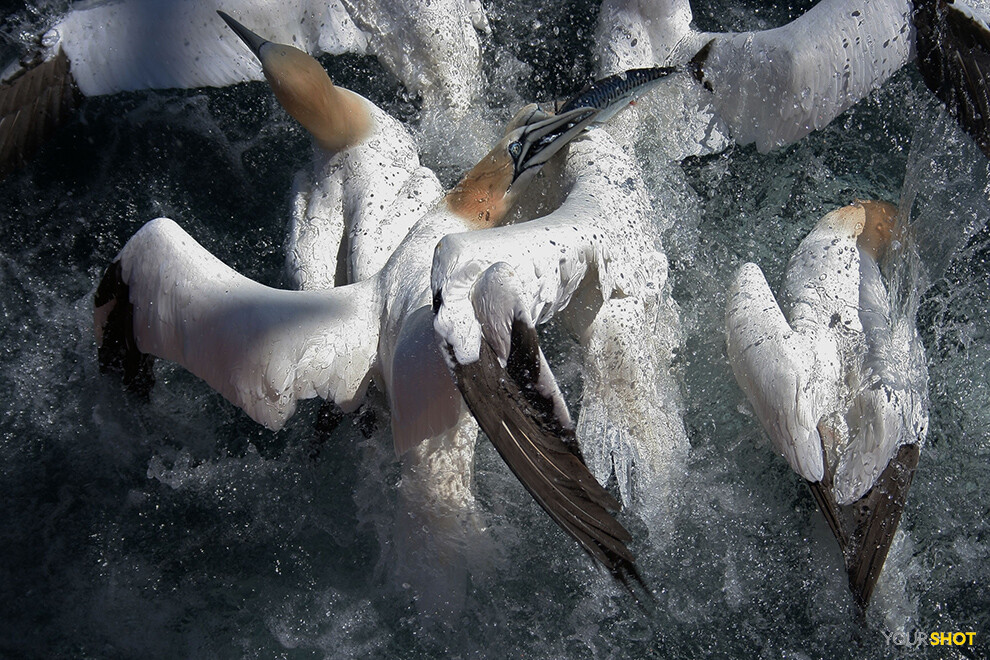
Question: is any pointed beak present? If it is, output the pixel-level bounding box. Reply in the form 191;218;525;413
217;10;269;60
511;107;598;184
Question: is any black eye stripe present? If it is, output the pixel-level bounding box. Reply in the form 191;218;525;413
510;110;593;183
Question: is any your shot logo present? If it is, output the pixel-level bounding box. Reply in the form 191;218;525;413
882;630;977;647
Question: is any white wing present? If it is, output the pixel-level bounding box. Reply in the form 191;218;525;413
702;0;914;152
2;0;487;175
725;263;825;482
595;0;696;72
94;217;379;430
595;0;915;152
47;0;318;95
43;0;484;110
331;0;487;112
834;249;928;503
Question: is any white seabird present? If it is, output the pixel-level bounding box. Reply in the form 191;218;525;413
0;0;489;176
94;16;686;596
212;10;447;291
595;0;990;155
432;127;690;552
725;200;929;607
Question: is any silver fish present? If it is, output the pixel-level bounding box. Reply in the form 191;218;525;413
560;66;682;123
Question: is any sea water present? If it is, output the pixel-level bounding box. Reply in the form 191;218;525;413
1;0;988;657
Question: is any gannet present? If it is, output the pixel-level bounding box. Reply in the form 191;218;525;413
595;0;990;155
432;123;690;552
0;0;488;176
725;200;928;607
94;14;682;594
212;10;446;290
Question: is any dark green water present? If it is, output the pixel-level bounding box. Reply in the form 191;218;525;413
1;1;988;658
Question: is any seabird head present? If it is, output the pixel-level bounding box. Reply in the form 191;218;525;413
446;103;598;228
217;10;370;152
855;199;898;261
820;200;898;261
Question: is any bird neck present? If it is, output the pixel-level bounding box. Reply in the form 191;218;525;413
444;147;514;229
311;86;374;153
262;45;372;152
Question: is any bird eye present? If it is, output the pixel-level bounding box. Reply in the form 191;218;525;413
508;141;523;159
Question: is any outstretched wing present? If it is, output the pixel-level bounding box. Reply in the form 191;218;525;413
94;217;379;430
2;0;488;175
697;0;915;151
725;262;826;482
449;311;642;586
0;1;315;177
41;0;352;96
0;49;80;179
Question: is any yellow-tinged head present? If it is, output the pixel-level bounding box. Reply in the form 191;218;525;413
218;11;370;152
855;199;898;260
445;104;598;228
820;199;899;260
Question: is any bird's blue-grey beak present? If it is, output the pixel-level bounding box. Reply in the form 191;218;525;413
509;107;598;184
218;10;269;59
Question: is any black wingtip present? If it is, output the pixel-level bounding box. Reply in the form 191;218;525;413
914;0;990;158
688;39;715;92
0;47;81;179
808;442;920;609
613;557;657;610
843;443;920;608
94;260;155;397
450;316;648;597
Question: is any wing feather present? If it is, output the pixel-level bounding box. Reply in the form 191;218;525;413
49;0;323;95
726;262;825;482
807;442;920;608
448;317;644;587
915;0;990;158
703;0;914;151
0;49;79;178
842;443;920;608
94;217;379;429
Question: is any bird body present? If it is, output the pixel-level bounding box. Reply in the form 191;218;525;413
726;200;928;606
96;132;587;446
432;124;689;581
727;205;868;484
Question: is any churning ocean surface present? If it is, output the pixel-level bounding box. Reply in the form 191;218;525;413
1;0;988;657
